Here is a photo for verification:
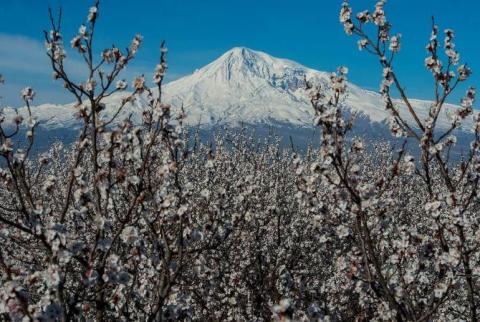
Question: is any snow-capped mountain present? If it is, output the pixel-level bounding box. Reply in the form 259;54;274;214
1;47;473;138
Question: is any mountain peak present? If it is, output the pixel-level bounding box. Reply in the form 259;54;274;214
186;46;315;87
213;47;276;80
160;47;326;126
219;47;301;69
224;46;256;56
221;47;269;64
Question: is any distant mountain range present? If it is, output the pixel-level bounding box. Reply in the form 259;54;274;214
1;47;475;151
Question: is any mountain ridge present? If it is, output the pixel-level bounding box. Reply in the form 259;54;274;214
1;47;474;136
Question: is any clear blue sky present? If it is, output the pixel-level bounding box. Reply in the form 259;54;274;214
0;0;478;107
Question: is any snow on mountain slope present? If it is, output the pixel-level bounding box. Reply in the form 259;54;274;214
1;47;473;133
161;47;323;126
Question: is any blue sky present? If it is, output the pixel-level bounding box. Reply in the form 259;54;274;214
0;0;478;107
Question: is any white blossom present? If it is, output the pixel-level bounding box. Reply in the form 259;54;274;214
20;87;35;101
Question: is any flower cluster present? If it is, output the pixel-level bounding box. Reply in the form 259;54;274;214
130;34;143;55
444;29;460;65
20;87;35;102
389;34;401;53
340;2;354;35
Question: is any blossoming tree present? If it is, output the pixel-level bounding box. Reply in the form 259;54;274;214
0;1;478;321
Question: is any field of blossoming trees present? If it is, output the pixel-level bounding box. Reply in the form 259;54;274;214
0;0;479;321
